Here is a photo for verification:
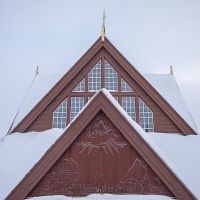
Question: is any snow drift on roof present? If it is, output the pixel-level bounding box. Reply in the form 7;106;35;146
149;132;200;200
143;73;198;133
0;128;64;200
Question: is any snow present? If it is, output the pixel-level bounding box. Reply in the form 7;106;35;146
0;128;64;200
149;133;200;199
143;73;198;133
26;194;173;199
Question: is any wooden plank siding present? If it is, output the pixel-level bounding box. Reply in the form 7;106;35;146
12;37;196;135
7;91;196;200
27;112;173;197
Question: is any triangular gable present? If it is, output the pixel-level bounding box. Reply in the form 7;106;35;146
11;37;196;135
28;111;173;197
7;90;196;200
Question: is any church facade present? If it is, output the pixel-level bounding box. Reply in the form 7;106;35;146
6;36;197;200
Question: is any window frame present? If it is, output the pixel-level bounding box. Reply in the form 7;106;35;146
52;58;155;132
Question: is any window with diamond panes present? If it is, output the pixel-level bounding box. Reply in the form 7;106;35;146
88;60;101;91
52;98;67;129
73;78;85;92
121;78;133;92
122;96;136;120
139;98;154;132
70;97;84;121
105;60;118;91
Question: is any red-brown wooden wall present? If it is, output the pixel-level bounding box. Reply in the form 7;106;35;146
28;111;173;197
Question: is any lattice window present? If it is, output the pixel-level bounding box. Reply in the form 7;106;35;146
139;98;154;132
70;97;84;121
105;60;118;91
52;98;67;129
121;78;133;92
122;96;135;120
73;78;85;92
88;60;101;91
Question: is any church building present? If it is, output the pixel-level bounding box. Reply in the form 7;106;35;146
0;17;199;200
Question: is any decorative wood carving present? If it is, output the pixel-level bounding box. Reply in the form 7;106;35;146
28;112;173;197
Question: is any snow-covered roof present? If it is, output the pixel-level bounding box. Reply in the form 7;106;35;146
12;74;62;131
143;73;197;132
1;89;200;199
10;72;197;133
0;128;64;200
149;132;200;200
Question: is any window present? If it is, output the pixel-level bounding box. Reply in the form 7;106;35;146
88;60;101;91
52;59;154;132
70;97;84;121
52;98;67;129
73;78;85;92
122;96;136;120
121;78;133;92
105;60;118;91
139;98;154;132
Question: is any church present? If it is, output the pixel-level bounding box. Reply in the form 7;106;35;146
0;16;199;200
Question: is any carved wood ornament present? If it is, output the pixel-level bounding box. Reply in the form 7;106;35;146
28;112;173;197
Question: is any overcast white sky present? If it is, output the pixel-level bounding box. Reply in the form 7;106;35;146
0;0;200;136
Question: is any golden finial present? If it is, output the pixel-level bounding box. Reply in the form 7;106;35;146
36;66;39;76
170;66;173;75
101;9;106;42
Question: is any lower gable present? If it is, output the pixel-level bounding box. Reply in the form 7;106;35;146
27;111;173;197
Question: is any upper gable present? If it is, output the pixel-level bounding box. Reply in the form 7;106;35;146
11;37;197;135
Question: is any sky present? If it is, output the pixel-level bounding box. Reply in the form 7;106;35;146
0;0;200;136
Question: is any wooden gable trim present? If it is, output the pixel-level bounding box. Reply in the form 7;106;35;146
11;37;103;133
7;91;196;200
101;38;196;135
11;37;196;135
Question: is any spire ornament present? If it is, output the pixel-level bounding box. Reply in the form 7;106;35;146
36;66;39;76
101;10;106;42
170;66;173;75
